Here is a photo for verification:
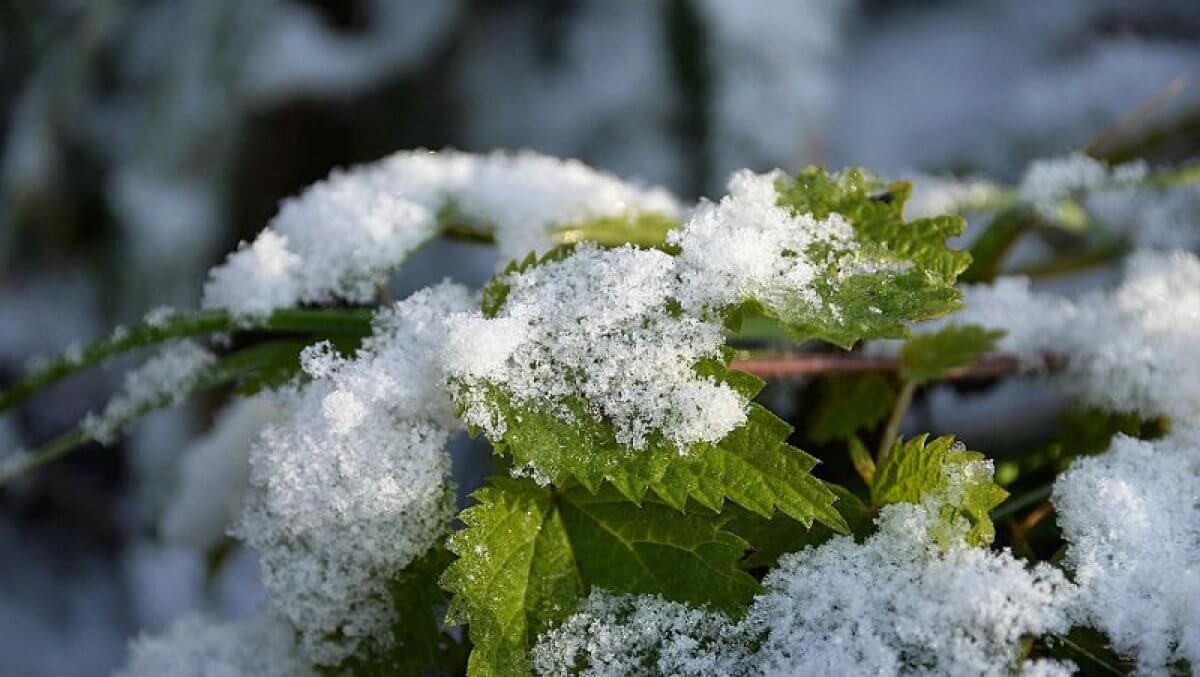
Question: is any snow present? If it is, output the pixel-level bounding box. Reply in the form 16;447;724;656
1053;430;1200;672
116;611;314;677
698;0;852;185
924;251;1200;422
1018;153;1146;218
202;150;681;319
443;244;745;451
668;169;858;316
533;502;1076;676
160;396;282;550
233;283;470;664
81;341;216;445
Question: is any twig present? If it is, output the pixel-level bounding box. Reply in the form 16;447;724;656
877;381;916;463
730;353;1026;380
0;308;372;413
1086;74;1190;157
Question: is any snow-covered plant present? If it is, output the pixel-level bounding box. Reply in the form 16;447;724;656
4;148;1200;676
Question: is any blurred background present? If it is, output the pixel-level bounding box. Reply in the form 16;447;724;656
1;1;1199;674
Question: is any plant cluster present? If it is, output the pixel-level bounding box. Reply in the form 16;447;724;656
3;149;1198;676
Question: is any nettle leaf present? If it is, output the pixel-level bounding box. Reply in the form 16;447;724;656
474;360;847;533
900;324;1005;382
441;477;758;676
768;167;972;348
872;434;1008;546
725;485;872;570
807;374;896;443
552;212;681;250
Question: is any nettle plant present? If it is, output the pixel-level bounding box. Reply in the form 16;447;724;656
4;150;1200;676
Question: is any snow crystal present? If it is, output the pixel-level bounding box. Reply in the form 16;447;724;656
1053;431;1200;672
443;244;746;451
116;611;314;677
234;283;471;665
81;341;215;444
203;150;680;319
925;251;1200;422
534;503;1075;676
161;396;282;550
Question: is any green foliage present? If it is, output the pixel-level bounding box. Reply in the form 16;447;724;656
899;324;1005;383
552;213;681;250
807;374;895;443
725;485;872;570
768;166;972;348
472;361;847;533
872;435;1008;546
442;477;758;676
960;206;1033;283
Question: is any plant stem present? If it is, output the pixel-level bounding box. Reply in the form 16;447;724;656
990;483;1054;522
0;308;372;413
730;353;1026;380
877;380;916;463
0;340;305;485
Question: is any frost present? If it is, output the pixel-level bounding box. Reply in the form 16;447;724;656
1053;431;1200;673
444;244;746;451
81;341;215;444
160;396;282;550
233;283;471;665
924;251;1200;422
116;611;314;677
534;503;1075;676
203;150;681;319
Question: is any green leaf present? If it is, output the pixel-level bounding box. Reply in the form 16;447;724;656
725;485;872;570
552;213;681;251
847;434;876;485
899;324;1005;383
441;477;758;676
328;545;465;676
473;370;847;533
960;206;1034;283
807;374;895;443
871;434;1008;546
766;167;971;348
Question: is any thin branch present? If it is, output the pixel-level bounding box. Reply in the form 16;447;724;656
877;381;916;463
1086;74;1189;157
0;340;307;485
730;353;1026;380
0;308;372;413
